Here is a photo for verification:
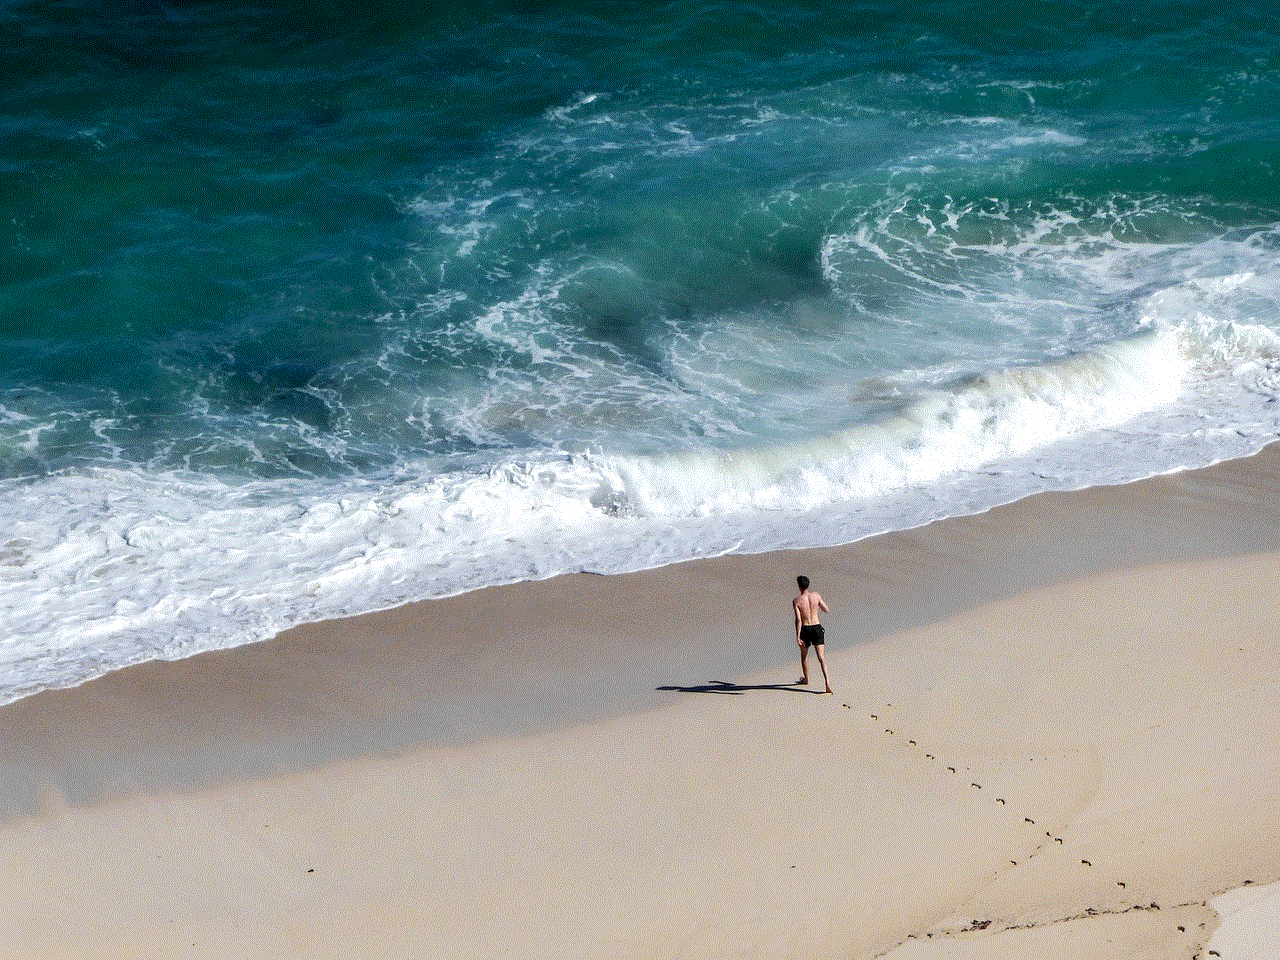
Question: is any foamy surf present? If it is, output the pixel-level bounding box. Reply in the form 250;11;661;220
3;311;1277;706
600;328;1186;517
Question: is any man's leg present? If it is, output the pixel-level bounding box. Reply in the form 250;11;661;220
814;643;833;694
797;644;809;685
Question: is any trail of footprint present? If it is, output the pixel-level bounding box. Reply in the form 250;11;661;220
858;704;1135;902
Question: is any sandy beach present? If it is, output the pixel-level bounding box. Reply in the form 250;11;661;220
2;446;1278;959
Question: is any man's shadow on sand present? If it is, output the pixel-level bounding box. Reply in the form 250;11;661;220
655;680;827;696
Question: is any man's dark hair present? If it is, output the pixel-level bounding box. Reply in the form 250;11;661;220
797;575;810;590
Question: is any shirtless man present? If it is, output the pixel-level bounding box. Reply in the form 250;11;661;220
793;575;832;693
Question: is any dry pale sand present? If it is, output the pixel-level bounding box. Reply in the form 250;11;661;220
1204;881;1280;960
1;447;1278;959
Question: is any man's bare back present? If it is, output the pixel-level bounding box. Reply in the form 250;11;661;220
793;589;826;625
792;575;832;693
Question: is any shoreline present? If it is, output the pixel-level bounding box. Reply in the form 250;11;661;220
1;445;1277;958
4;445;1278;812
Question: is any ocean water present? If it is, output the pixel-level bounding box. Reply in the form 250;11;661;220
3;1;1279;703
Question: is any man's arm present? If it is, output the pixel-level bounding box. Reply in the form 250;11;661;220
793;599;803;645
819;594;830;614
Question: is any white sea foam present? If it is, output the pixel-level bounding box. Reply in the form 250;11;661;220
4;202;1280;705
3;303;1278;706
598;326;1196;517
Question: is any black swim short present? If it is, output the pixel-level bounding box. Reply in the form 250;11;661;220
800;624;825;646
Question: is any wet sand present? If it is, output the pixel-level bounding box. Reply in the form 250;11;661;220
1;447;1277;958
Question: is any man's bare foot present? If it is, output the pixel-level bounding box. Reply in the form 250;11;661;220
824;686;834;694
796;676;809;685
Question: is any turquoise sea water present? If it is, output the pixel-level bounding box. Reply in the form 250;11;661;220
3;1;1279;700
